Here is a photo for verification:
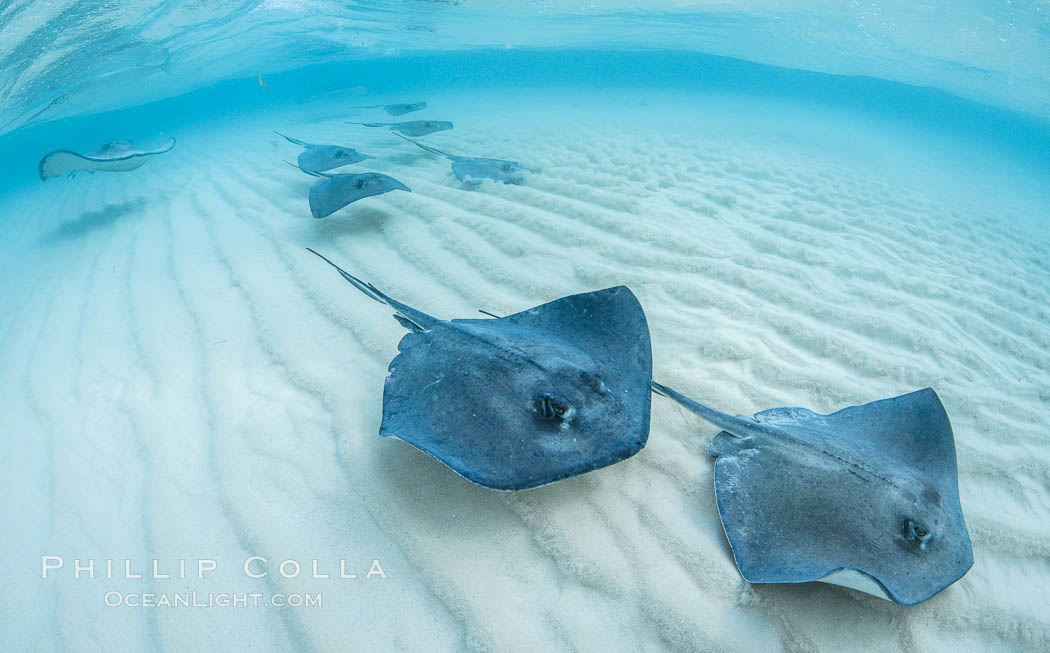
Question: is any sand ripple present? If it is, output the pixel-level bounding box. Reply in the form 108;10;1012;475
1;95;1048;651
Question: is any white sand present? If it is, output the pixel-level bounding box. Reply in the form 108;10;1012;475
1;88;1048;651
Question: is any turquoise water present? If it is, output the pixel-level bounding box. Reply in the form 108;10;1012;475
2;3;1050;652
4;48;1050;190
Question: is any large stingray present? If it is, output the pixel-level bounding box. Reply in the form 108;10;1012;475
345;120;453;137
395;133;527;186
650;382;973;606
38;138;175;181
290;164;410;218
352;101;427;116
275;131;372;172
307;249;653;490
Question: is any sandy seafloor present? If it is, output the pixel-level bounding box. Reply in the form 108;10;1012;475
1;87;1048;652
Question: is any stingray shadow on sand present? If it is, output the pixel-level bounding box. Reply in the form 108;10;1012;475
37;198;148;246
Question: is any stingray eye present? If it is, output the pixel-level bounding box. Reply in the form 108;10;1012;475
903;519;932;548
538;395;575;423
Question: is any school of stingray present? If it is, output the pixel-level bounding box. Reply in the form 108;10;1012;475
35;99;974;607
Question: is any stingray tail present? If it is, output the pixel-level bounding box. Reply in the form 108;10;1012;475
274;131;307;146
284;160;329;178
651;381;772;439
345;122;386;128
306;248;438;332
393;132;457;160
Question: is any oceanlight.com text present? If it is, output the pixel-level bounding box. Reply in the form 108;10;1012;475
103;591;322;608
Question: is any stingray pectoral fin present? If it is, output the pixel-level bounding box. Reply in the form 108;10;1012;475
378;309;651;489
816;568;892;601
154;138;176;154
305;249;437;331
39;149;136;180
708;430;751;458
384;177;411;193
711;430;910;600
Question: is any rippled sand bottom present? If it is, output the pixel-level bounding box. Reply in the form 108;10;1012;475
1;88;1047;651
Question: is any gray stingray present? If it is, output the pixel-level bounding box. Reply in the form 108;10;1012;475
38;138;175;181
275;131;372;172
395;133;527;186
290;164;410;218
352;101;427;116
345;120;453;137
307;249;653;490
650;382;973;606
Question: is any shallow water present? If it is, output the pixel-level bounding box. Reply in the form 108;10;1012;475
1;6;1049;653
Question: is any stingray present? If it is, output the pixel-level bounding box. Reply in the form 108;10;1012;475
290;164;410;218
275;132;372;172
650;382;973;606
307;249;653;490
352;101;427;116
345;120;453;137
38;138;175;181
395;133;527;186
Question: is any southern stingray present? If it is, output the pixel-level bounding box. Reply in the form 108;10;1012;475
275;131;372;172
352;101;427;116
345;120;453;137
650;382;973;606
394;133;527;186
38;138;175;181
307;249;653;490
290;164;410;219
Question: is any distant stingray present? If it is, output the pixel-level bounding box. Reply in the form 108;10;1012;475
38;138;175;181
651;382;973;606
298;86;369;104
345;120;453;137
352;101;427;116
395;133;526;186
289;163;410;219
306;249;653;490
275;131;372;172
